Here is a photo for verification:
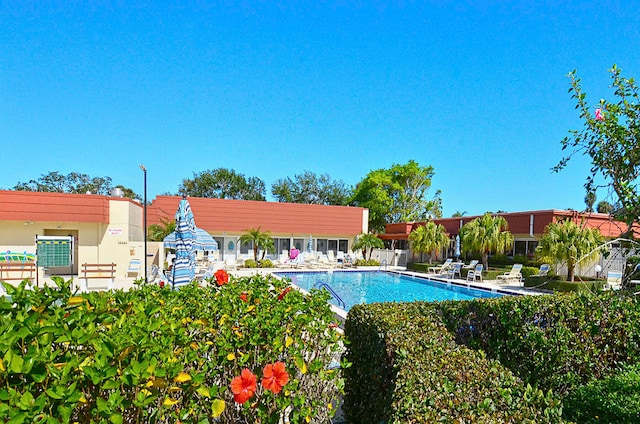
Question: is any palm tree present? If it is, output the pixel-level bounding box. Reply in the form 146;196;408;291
536;220;604;282
408;222;449;263
239;227;275;262
460;213;514;270
147;218;176;241
352;233;384;260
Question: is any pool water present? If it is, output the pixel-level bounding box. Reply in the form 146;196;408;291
276;271;502;311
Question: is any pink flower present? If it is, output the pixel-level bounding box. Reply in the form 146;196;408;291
595;108;604;121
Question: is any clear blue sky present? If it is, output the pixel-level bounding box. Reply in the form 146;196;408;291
2;1;638;217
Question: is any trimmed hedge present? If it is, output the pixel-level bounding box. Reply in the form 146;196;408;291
524;276;606;292
0;275;344;423
343;302;563;423
439;292;640;396
344;290;640;422
563;363;640;423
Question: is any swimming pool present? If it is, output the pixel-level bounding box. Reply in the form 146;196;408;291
275;271;503;311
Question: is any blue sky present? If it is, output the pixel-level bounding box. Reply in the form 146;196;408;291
2;1;638;218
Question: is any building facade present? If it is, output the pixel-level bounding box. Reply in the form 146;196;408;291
0;190;369;276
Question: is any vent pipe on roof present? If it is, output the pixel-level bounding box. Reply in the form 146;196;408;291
110;188;124;198
530;214;534;238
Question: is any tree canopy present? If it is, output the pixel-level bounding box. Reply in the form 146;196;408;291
556;65;640;230
536;220;604;282
271;171;351;205
239;227;275;261
460;213;514;270
13;171;140;200
350;160;442;233
179;168;266;201
351;233;384;260
408;221;449;263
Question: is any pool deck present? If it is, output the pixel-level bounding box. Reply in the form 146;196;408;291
28;265;544;299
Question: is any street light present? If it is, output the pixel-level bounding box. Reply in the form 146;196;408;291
139;164;148;283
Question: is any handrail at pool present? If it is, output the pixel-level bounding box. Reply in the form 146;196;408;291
378;259;388;272
314;281;346;309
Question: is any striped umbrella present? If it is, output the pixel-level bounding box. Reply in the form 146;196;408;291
163;228;218;251
170;198;196;289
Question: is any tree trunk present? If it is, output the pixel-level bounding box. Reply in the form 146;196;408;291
568;266;575;282
482;252;489;271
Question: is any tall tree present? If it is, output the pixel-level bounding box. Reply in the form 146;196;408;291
12;171;139;200
179;168;266;200
536;220;604;282
350;160;442;232
351;233;384;261
451;211;467;218
408;221;449;263
597;200;614;214
271;171;351;205
460;213;514;270
584;192;596;213
555;65;640;231
239;227;274;262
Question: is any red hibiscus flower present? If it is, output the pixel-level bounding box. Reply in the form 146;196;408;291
230;368;257;404
261;362;289;394
214;269;229;286
278;287;292;301
240;292;248;302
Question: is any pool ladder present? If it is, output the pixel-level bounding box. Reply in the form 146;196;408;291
378;259;388;272
314;281;346;309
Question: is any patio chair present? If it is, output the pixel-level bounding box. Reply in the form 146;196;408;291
604;270;623;290
126;258;141;277
446;263;463;279
224;257;238;271
536;264;551;277
466;264;484;282
428;258;453;273
463;259;479;269
497;263;523;284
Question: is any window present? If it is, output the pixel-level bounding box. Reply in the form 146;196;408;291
339;239;349;254
240;240;252;254
316;239;327;254
328;240;338;253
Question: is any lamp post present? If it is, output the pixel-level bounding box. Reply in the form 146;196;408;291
139;164;148;283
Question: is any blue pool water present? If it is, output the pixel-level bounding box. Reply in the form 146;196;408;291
275;271;503;311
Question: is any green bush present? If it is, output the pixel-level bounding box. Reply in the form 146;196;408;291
439;291;640;396
243;258;258;268
563;363;640;423
406;262;432;272
0;275;344;423
524;276;606;292
344;302;564;423
353;258;380;267
258;259;273;268
489;254;511;267
521;266;539;278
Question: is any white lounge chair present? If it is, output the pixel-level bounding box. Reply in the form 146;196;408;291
126;258;141;277
497;263;523;284
428;258;453;273
604;271;623;290
536;264;551;277
467;264;483;282
463;260;479;270
446;263;462;279
224;257;238;271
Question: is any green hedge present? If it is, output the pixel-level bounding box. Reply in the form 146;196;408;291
563;363;640;423
0;275;344;423
524;276;606;292
343;302;563;423
438;292;640;396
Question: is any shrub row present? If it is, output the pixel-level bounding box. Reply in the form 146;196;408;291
438;291;640;396
343;301;563;423
0;274;344;423
524;276;606;292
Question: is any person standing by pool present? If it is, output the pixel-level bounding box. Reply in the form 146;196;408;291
289;245;299;261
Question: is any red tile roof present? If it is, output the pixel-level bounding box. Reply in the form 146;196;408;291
148;196;367;237
0;190;119;223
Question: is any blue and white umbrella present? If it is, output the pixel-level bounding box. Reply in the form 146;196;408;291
170;198;196;289
307;234;313;253
163;228;218;251
454;235;461;259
